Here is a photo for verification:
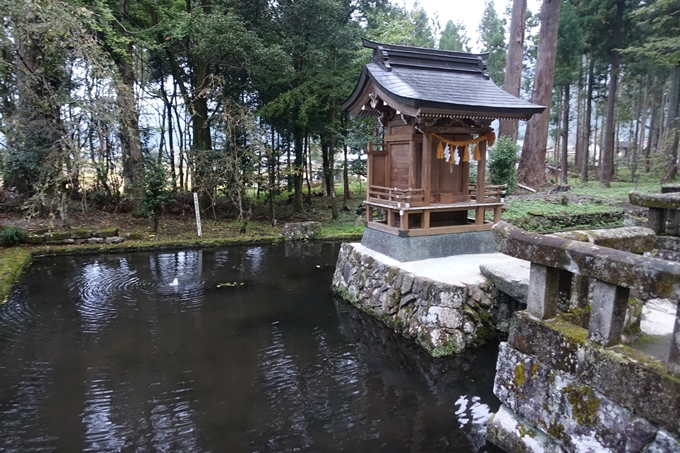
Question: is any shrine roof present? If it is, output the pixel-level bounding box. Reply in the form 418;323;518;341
342;39;545;120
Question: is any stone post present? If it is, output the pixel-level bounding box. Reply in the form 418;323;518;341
588;279;630;346
647;208;666;235
669;305;680;378
569;274;590;310
527;263;560;320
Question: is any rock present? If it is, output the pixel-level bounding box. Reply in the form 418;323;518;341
70;229;93;239
283;221;322;241
493;343;660;453
105;236;124;244
96;228;119;238
486;405;563;453
331;243;499;356
550;226;655;254
624;213;648;228
23;235;44;245
86;237;104;244
45;231;71;241
480;261;530;304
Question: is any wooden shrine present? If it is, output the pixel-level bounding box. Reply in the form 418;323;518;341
342;40;544;238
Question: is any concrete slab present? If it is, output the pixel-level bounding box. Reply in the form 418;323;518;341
631;298;677;360
349;243;527;287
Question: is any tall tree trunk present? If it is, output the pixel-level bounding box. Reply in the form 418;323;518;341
293;128;304;212
305;133;312;199
561;84;570;185
116;47;144;203
330;135;338;220
581;59;594;182
555;88;563;168
646;82;661;172
343;143;350;204
499;0;527;140
517;0;562;187
663;65;680;182
574;57;585;170
600;1;624;187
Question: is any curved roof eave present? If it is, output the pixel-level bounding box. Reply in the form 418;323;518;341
366;72;544;118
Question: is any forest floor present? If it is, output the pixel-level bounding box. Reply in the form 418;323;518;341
0;178;662;243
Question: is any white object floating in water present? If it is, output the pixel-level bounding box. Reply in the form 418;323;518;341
170;278;179;286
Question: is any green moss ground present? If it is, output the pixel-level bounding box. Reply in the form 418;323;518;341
0;248;32;304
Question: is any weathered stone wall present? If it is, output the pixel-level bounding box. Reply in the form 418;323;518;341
331;243;502;356
487;313;680;453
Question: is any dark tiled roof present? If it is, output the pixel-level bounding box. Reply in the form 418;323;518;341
343;39;545;118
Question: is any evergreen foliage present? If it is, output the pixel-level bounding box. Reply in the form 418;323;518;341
140;159;174;233
488;137;520;194
478;0;506;85
439;20;470;52
0;227;26;247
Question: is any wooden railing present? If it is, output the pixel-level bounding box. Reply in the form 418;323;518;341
368;186;425;207
469;184;506;203
367;141;385;153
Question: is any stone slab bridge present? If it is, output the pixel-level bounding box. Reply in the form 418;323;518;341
486;221;680;453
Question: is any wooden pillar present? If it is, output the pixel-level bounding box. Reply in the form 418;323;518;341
367;152;373;197
422;132;431;206
409;139;418;189
366;205;373;223
400;210;409;231
476;141;487;203
588;279;630;347
387;209;395;228
422;211;430;229
527;263;560;320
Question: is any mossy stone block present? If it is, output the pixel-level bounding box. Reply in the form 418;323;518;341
23;235;45;245
45;231;71;241
70;229;93;239
96;228;119;238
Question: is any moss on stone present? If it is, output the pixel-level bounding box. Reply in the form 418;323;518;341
70;228;93;239
517;424;537;439
514;363;526;387
546;420;566;441
564;383;601;427
0;248;32;304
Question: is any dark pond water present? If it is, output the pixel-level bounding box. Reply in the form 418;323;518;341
0;242;501;452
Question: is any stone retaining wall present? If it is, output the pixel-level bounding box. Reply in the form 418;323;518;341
331;243;503;356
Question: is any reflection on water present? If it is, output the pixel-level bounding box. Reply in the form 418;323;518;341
0;242;501;452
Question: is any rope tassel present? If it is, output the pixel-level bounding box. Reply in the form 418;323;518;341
426;131;495;161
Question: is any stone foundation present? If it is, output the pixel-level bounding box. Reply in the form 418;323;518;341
360;227;496;262
331;243;506;356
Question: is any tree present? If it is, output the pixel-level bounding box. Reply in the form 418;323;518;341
0;0;119;220
517;0;562;187
439;20;470;52
625;0;680;181
553;1;585;185
600;0;626;187
498;0;527;140
478;0;506;85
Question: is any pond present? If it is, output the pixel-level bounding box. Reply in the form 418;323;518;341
0;242;501;452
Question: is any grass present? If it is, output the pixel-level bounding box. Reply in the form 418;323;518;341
502;199;622;221
0;248;32;304
569;180;660;202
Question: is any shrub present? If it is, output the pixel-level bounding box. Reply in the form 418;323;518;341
1;226;26;246
139;160;174;232
488;136;520;195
